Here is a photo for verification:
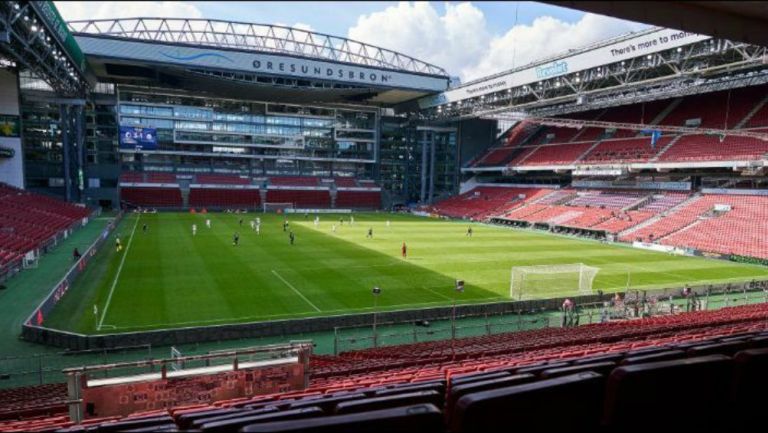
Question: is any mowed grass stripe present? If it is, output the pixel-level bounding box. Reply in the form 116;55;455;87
45;212;768;334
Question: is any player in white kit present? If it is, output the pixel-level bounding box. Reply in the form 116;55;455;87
192;224;197;236
206;219;211;229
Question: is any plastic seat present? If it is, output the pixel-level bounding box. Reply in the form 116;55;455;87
240;404;444;433
603;355;732;432
453;372;604;433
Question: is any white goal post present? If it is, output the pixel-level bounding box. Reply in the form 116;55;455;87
510;263;599;301
263;202;295;213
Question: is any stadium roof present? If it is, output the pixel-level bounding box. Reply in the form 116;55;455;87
67;18;448;77
548;1;768;48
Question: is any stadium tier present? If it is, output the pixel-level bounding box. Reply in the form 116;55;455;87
430;187;768;259
471;84;768;169
3;303;768;431
0;183;91;277
189;188;262;208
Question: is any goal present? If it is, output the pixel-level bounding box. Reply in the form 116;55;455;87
263;202;294;213
510;263;599;301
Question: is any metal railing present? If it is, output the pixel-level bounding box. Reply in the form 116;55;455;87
333;288;768;355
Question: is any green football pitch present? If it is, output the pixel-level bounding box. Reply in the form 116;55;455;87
44;212;768;334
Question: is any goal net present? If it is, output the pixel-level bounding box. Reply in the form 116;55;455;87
510;263;599;301
263;202;294;213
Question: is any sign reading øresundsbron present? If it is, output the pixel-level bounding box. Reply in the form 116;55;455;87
74;36;449;92
418;28;711;108
119;126;157;150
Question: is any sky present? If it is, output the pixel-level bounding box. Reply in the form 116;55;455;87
54;1;650;82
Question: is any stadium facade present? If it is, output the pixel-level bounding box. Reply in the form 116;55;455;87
1;2;768;212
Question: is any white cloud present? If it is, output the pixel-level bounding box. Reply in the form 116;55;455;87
462;13;647;81
348;2;490;79
54;1;203;22
348;2;647;81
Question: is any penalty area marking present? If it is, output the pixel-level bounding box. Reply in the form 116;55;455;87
271;269;321;312
97;214;140;331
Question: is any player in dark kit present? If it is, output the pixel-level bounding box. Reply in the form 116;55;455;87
467;226;473;237
142;223;148;233
402;242;407;258
367;228;373;239
233;232;240;246
239;218;243;227
289;231;295;245
283;220;289;232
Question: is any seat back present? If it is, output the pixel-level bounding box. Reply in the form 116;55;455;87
454;372;604;433
240;404;444;433
603;355;732;432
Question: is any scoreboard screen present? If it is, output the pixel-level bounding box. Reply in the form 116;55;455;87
119;126;157;150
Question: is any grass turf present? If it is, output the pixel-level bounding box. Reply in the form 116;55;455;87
44;212;768;334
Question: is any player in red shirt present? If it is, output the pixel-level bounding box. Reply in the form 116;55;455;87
402;242;407;258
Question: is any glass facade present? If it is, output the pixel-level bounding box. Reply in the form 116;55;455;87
18;84;463;208
115;87;378;179
380;116;459;204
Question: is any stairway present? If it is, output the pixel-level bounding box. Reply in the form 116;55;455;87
735;94;768;129
622;194;654;212
618;193;701;238
657;219;702;242
178;180;191;208
650;134;684;162
573;139;604;164
649;98;684;127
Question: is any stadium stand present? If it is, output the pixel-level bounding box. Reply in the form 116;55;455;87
265;189;331;208
468;85;768;169
269;177;320;187
196;174;251;185
3;303;768;431
0;183;91;276
335;191;381;209
430;187;549;221
189;188;261;208
120;187;183;208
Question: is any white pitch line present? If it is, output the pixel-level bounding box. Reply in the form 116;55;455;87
97;214;140;331
271;269;321;312
421;285;453;301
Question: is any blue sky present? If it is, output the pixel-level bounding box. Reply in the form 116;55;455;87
189;2;587;38
56;1;648;81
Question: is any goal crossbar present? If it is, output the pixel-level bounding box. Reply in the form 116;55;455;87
263;202;294;213
510;263;599;301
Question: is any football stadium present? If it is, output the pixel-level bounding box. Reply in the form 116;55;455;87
1;1;768;431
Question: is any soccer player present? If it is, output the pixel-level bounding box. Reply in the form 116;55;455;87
350;215;355;225
233;232;240;246
339;217;344;226
256;223;261;235
467;226;473;237
367;227;373;239
289;231;295;245
314;216;319;227
256;217;261;225
402;242;407;258
331;224;336;233
206;219;211;229
115;236;122;252
250;220;255;230
386;220;391;228
239;218;243;227
142;223;148;234
192;224;197;236
283;220;288;232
